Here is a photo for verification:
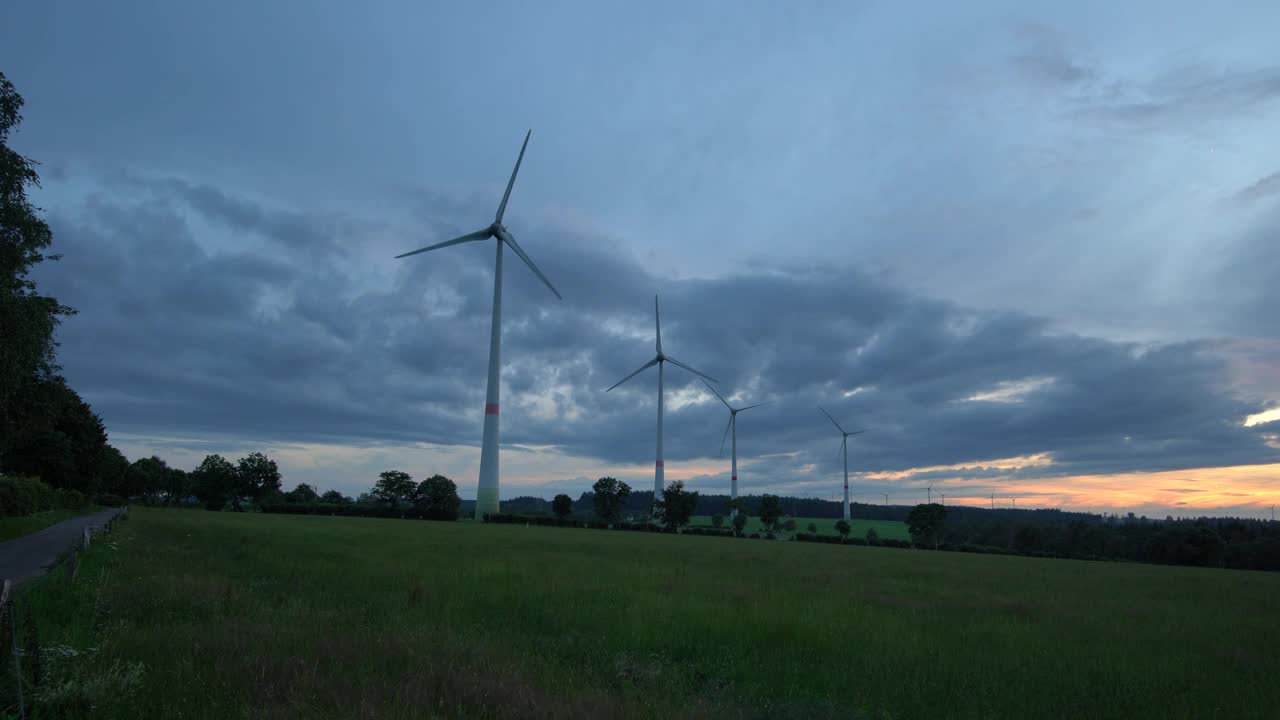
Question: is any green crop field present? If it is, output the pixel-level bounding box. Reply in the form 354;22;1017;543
12;508;1280;719
689;515;910;540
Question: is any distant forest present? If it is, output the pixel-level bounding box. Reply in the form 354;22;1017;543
496;491;1280;572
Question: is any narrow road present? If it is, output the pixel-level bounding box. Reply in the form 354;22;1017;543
0;507;123;586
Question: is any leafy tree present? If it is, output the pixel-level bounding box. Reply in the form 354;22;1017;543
807;522;818;534
0;72;75;438
1;377;106;493
654;480;699;530
712;513;724;529
732;512;749;537
758;494;783;531
96;445;130;496
835;519;851;540
285;483;319;503
591;476;631;525
907;503;947;548
126;456;169;500
552;493;573;520
372;470;415;508
782;518;797;533
321;489;351;504
865;527;879;545
414;474;461;520
235;452;281;509
191;454;237;510
162;467;189;504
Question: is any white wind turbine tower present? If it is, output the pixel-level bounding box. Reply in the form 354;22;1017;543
607;296;717;509
818;407;865;521
700;379;771;516
394;130;561;520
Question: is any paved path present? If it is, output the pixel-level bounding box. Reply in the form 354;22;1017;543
0;507;123;586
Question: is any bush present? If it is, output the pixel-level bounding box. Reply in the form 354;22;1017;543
56;488;90;510
0;475;57;516
95;493;126;507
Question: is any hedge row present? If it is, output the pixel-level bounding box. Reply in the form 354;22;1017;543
260;501;459;521
0;475;92;517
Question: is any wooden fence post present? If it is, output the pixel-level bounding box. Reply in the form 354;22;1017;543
83;526;91;550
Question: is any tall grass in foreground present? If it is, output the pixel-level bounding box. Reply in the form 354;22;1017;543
11;508;1280;719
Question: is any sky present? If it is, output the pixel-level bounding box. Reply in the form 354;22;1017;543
3;0;1279;517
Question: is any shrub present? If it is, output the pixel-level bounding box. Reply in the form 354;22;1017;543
95;493;126;508
0;475;57;516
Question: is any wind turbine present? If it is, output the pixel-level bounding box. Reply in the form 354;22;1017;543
927;485;933;504
818;407;865;521
394;130;561;520
607;296;717;509
990;493;995;510
700;379;771;516
882;492;888;506
940;492;946;505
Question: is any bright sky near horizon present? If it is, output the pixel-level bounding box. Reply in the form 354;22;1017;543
2;1;1278;516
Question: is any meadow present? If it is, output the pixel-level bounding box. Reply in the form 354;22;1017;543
689;515;910;540
11;508;1280;719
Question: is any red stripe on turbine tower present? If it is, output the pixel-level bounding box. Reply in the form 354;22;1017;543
484;403;500;415
656;460;664;467
731;475;737;480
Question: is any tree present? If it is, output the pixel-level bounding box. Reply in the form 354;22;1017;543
758;494;783;531
782;518;797;533
235;452;281;509
712;513;725;529
591;476;631;525
807;522;818;535
732;512;749;537
552;493;573;520
1;378;106;493
96;445;130;497
191;454;237;510
906;503;947;548
162;467;189;504
0;72;75;441
414;474;461;520
285;483;319;503
321;489;351;504
865;527;879;545
126;456;169;500
835;519;851;540
372;470;415;509
654;480;699;531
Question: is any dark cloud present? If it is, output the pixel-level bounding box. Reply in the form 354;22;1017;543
1228;171;1280;207
32;172;1279;489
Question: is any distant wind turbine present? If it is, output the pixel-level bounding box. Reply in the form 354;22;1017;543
990;493;995;510
700;379;771;516
927;485;933;504
607;296;717;509
882;493;888;506
940;492;946;505
394;130;561;519
819;407;865;521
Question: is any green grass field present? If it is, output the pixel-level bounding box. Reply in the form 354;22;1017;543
12;508;1280;719
689;515;910;540
0;507;98;542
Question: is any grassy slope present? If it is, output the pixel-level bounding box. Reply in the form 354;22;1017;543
689;515;909;540
15;508;1280;719
0;507;99;542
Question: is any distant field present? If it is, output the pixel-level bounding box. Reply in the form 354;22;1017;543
14;508;1280;719
689;515;910;540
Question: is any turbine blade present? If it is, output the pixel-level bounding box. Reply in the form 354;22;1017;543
847;429;867;436
738;400;774;413
719;415;732;457
839;436;846;458
499;229;562;300
606;357;659;392
664;355;717;383
655;295;662;354
699;378;732;410
496;129;531;223
394;228;492;259
819;406;847;434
